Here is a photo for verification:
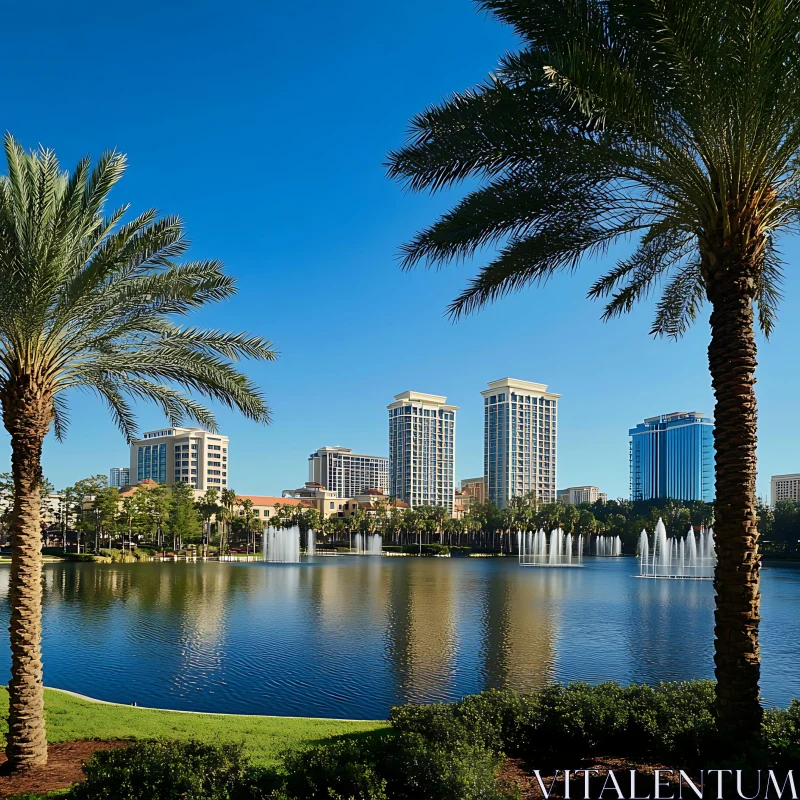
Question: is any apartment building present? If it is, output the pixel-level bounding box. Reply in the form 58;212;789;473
129;426;229;491
387;391;457;513
483;378;560;508
308;446;389;498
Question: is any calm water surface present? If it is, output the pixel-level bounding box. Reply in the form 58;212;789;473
0;557;796;719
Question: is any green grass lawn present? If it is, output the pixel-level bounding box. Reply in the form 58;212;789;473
0;688;388;768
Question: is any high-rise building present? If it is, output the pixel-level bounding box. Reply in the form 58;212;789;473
482;378;560;508
308;446;389;498
129;426;229;492
109;467;130;488
770;474;800;506
388;391;457;512
629;412;714;502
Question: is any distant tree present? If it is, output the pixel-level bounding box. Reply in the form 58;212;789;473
145;485;172;549
197;488;219;555
167;483;201;552
771;501;800;554
93;488;120;550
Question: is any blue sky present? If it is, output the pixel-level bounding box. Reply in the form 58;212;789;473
2;0;799;500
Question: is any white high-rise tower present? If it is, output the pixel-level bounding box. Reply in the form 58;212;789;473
482;378;559;508
388;391;457;513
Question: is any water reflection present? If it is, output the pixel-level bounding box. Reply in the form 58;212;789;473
0;557;793;717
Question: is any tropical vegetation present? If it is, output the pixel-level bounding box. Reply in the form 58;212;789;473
13;682;800;798
385;0;800;738
0;137;275;769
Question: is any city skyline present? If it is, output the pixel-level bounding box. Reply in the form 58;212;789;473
1;0;798;501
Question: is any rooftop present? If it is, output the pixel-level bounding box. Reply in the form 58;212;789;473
481;378;561;398
388;391;458;410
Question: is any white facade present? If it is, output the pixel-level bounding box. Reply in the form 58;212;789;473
129;427;229;491
483;378;560;508
558;485;604;504
771;474;800;506
109;467;130;488
308;446;389;498
388;391;457;513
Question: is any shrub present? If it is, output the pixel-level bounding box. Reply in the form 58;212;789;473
449;546;472;557
390;689;532;753
279;732;512;800
67;739;251;800
763;699;800;767
390;682;720;764
400;543;450;556
64;553;97;562
384;731;508;800
133;548;152;561
281;737;389;800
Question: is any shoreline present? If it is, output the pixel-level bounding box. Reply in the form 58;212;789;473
46;687;381;723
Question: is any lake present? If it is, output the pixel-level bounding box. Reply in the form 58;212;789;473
0;556;797;719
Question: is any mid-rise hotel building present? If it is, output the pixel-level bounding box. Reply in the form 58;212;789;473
629;412;714;502
770;474;800;506
129;426;229;491
482;378;560;508
308;446;389;498
388;391;457;513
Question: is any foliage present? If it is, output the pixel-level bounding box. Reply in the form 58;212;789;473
280;732;509;800
420;543;449;556
167;482;202;549
759;500;800;556
8;684;800;797
389;681;800;768
0;135;276;441
762;700;800;767
280;737;390;800
68;740;250;800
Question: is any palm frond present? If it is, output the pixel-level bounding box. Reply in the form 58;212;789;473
0;138;276;447
756;239;784;337
650;260;706;339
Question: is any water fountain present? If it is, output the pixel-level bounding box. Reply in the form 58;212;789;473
263;525;301;563
638;518;715;579
306;529;316;557
352;533;383;555
518;528;583;567
595;535;622;557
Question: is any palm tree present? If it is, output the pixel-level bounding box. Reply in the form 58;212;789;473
386;0;792;737
220;487;237;555
0;137;276;768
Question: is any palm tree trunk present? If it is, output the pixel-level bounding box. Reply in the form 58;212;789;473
5;424;48;768
707;262;762;738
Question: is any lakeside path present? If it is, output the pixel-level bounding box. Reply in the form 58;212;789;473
0;687;388;768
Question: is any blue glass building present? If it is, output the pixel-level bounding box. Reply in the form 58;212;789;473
629;412;714;502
